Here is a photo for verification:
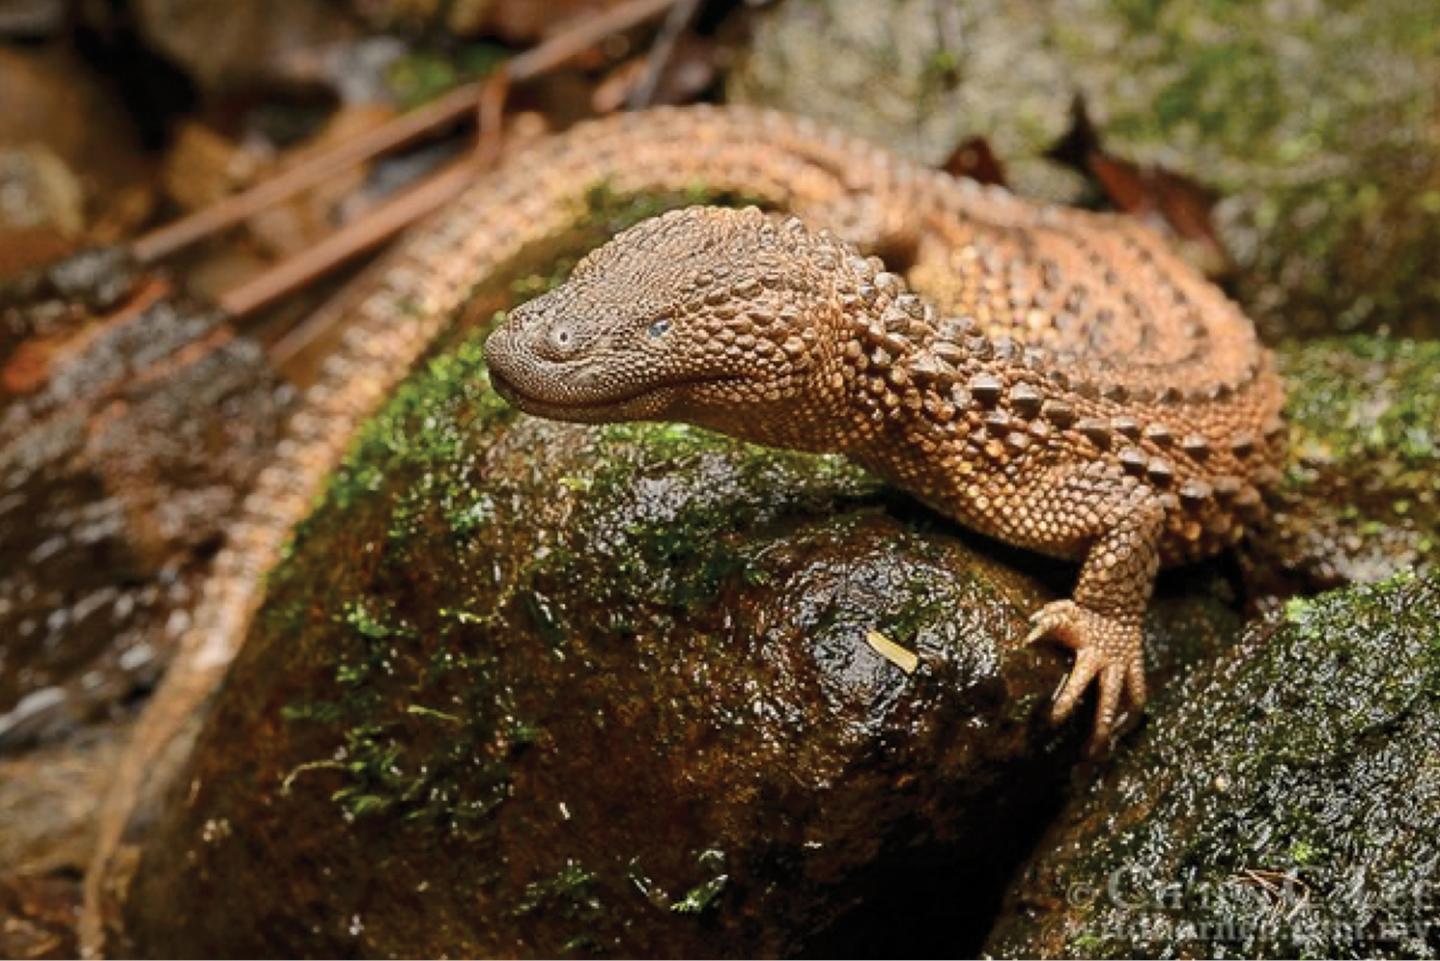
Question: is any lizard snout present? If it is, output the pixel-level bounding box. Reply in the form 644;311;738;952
482;322;532;393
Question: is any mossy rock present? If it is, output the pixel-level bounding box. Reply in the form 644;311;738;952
113;248;1239;956
1255;337;1440;587
727;0;1085;201
1052;0;1440;340
985;573;1440;959
731;0;1440;339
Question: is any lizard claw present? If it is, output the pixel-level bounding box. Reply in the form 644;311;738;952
1024;599;1147;755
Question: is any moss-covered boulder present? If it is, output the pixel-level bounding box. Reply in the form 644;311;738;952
728;0;1084;201
113;310;1239;956
1256;337;1440;587
985;573;1440;959
1052;0;1440;341
730;0;1440;340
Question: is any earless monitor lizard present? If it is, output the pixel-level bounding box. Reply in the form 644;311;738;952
485;109;1285;751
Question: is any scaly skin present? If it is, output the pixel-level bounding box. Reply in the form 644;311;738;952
484;149;1286;752
87;105;1281;952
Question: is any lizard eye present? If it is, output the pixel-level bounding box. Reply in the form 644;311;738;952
546;322;577;355
647;318;671;338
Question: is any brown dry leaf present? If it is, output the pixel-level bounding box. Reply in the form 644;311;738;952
943;135;1007;187
161;122;269;214
1088;153;1223;249
1049;97;1227;272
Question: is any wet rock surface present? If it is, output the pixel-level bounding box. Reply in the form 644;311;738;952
0;273;292;748
985;573;1440;960
729;0;1440;340
0;262;291;957
114;317;1240;956
0;246;139;352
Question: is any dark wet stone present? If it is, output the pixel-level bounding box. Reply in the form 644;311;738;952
0;288;291;749
42;248;140;311
114;321;1239;956
985;573;1440;959
0;872;81;960
1250;337;1440;588
0;246;139;349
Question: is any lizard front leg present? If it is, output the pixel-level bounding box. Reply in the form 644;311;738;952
1025;486;1165;754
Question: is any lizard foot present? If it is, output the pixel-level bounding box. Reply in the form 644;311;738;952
1024;600;1147;754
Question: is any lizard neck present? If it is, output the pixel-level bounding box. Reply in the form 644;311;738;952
819;258;969;462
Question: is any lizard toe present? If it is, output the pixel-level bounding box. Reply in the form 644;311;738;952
1026;598;1148;751
1050;645;1103;723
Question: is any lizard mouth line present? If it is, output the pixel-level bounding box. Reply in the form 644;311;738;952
487;367;749;414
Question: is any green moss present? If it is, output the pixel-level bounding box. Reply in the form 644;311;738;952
1283;337;1440;474
319;330;514;522
1275;336;1440;573
385;44;508;110
511;860;602;918
670;875;728;915
1050;0;1440;337
537;421;874;630
1288;839;1326;867
265;186;791;833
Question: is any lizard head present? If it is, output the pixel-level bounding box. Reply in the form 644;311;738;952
485;206;853;439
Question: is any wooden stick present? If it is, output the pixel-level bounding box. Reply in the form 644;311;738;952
210;0;680;321
626;0;702;108
216;159;474;318
132;0;677;264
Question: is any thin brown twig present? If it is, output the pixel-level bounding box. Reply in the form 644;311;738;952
132;0;677;264
627;0;703;108
216;160;474;319
131;83;485;263
504;0;675;79
472;71;512;168
212;0;681;323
